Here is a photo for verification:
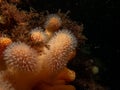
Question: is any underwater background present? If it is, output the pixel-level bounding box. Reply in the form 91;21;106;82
0;0;119;90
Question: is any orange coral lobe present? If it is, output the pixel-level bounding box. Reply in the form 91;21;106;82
47;17;60;29
56;68;76;82
0;37;12;57
45;14;61;31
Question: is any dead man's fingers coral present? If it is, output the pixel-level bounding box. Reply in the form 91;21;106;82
38;29;77;78
30;27;48;43
3;42;38;72
2;42;41;90
44;14;62;38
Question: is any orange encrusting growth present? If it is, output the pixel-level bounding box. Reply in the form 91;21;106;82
0;37;12;55
0;36;12;70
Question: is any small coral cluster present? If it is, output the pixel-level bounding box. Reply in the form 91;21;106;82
0;1;85;90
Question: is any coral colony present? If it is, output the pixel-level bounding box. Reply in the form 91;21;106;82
0;1;85;90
